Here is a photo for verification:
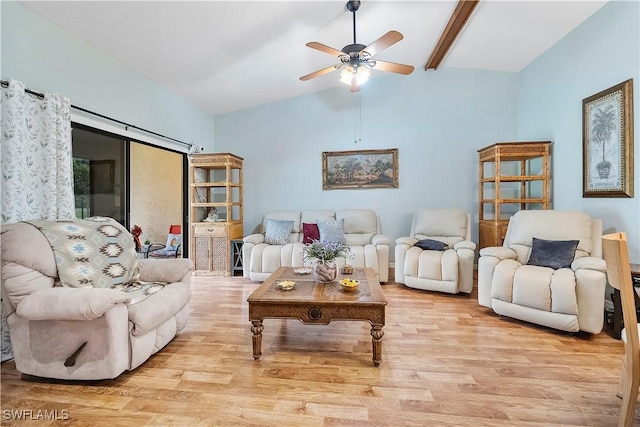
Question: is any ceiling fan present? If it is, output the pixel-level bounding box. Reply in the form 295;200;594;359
300;0;414;92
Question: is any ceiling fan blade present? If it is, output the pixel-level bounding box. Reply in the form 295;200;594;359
372;60;415;75
305;42;345;57
299;64;342;81
360;30;403;58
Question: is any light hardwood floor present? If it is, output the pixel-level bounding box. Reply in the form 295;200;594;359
1;273;636;426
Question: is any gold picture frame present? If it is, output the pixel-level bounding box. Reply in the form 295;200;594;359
583;79;634;197
322;148;399;190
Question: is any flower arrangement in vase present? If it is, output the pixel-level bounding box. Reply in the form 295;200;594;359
302;240;351;283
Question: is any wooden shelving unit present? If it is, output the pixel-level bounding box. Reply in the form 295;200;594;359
189;153;243;276
478;141;551;248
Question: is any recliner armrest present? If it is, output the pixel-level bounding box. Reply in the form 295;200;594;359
243;233;265;245
572;256;606;273
371;234;390;246
479;246;517;260
454;240;476;251
138;258;193;283
395;236;417;246
16;287;130;321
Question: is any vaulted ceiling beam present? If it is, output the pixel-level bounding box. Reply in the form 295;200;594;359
425;0;480;71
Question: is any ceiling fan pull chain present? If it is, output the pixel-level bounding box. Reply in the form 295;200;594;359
354;91;358;143
354;91;362;144
358;92;362;143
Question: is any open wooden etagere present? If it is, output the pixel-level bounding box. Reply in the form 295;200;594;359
189;153;243;276
478;141;551;248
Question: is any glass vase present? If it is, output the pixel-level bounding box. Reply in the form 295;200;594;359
313;260;337;283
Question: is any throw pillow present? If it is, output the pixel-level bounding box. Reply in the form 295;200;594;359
302;223;320;244
317;219;346;244
25;217;140;288
264;219;294;245
414;239;448;251
526;237;579;269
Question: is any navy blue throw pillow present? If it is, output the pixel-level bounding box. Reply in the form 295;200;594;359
527;237;579;269
414;239;448;251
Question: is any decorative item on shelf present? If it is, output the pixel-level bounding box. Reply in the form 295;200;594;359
302;240;351;283
203;207;219;222
131;224;142;251
143;239;151;252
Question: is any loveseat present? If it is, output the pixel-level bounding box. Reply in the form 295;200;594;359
243;209;390;282
1;218;193;380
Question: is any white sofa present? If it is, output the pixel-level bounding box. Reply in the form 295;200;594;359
478;210;607;334
395;209;476;294
243;209;390;282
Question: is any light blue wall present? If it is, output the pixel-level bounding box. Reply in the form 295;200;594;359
5;0;636;263
519;0;640;262
1;2;215;149
216;68;519;254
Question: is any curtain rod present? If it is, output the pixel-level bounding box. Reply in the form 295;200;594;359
0;80;193;149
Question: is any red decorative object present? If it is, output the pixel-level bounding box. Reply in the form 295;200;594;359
131;224;142;251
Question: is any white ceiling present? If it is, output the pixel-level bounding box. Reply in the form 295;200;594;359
21;1;607;116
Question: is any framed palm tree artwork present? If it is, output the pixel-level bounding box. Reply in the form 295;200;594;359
322;148;399;190
583;79;634;197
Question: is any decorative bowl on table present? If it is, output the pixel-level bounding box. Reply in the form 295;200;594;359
276;280;296;291
293;267;312;275
339;278;359;291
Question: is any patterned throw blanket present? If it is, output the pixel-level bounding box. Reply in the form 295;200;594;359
26;217;167;304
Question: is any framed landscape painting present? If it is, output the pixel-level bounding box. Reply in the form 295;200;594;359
582;79;634;198
322;148;399;190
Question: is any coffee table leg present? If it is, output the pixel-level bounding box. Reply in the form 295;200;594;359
370;325;384;366
251;320;264;361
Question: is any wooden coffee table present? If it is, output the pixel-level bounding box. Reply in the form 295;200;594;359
247;267;387;366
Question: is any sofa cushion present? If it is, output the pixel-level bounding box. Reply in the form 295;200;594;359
507;211;594;261
263;211;301;242
415;239;448;251
264;219;294;245
317;219;346;244
527;237;579;269
302;223;320;244
412;209;467;238
24;217;140;289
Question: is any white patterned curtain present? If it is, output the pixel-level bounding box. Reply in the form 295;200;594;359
0;78;75;362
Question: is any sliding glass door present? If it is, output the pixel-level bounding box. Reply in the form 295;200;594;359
72;125;126;223
71;124;188;256
129;141;185;252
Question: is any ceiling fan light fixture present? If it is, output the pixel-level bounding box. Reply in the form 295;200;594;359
301;0;412;88
340;66;370;86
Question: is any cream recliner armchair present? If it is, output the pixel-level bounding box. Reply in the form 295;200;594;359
1;218;192;380
395;209;476;294
478;210;607;334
